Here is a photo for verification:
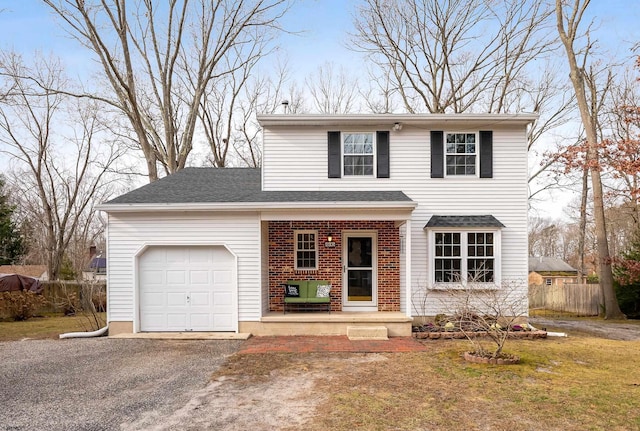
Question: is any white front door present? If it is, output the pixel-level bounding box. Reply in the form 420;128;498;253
138;246;236;332
343;232;377;311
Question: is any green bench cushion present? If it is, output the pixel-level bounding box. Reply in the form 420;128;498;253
284;296;330;303
285;280;330;300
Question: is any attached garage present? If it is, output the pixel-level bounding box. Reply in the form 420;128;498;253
138;245;237;332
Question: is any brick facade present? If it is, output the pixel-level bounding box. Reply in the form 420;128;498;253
268;221;400;312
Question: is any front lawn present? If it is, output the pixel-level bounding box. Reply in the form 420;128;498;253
0;313;106;341
222;335;640;431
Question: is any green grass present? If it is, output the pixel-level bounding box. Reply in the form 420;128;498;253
0;312;106;341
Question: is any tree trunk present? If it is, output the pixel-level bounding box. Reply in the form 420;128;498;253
577;166;588;283
556;0;625;319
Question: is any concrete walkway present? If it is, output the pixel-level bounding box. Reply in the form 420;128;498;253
238;335;429;354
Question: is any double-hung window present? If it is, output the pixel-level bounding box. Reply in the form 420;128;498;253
445;133;477;176
433;230;498;285
343;133;374;176
295;230;317;270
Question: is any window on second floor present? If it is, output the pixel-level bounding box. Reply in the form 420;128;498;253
343;133;374;176
446;133;476;176
431;130;493;178
328;131;389;179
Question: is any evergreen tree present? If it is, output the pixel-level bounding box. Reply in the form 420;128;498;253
0;175;25;265
613;232;640;318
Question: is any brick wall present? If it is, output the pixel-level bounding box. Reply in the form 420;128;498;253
268;220;400;312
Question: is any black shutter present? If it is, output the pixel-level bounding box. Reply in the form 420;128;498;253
328;131;341;178
376;131;390;178
430;131;444;178
479;130;493;178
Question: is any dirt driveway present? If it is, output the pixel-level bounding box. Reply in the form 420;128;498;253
529;316;640;340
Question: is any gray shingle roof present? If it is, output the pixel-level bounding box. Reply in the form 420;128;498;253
104;167;413;205
424;215;505;228
529;257;577;273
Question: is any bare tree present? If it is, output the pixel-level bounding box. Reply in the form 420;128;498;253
352;0;555;114
198;58;305;168
42;0;291;181
353;0;576;202
602;67;640;229
555;0;625;318
360;64;400;114
527;60;577;201
305;62;359;114
0;52;122;280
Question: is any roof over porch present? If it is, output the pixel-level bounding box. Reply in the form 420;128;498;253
98;168;416;213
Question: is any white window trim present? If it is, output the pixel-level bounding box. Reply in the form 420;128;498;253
342;131;376;177
428;228;501;289
444;131;478;178
294;230;318;271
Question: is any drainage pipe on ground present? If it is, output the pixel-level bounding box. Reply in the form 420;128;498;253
528;323;567;337
59;325;109;339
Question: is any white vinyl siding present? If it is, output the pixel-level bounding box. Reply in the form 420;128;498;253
262;125;529;316
106;212;261;324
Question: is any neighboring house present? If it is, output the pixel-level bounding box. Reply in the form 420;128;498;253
0;265;48;281
99;113;536;336
82;256;107;281
528;256;578;286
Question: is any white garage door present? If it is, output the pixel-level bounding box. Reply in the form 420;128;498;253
138;246;236;332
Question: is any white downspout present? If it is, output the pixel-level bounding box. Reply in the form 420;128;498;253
59;325;109;339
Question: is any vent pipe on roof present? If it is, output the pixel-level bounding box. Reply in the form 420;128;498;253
281;100;289;114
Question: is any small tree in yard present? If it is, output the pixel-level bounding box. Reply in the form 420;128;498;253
443;279;530;362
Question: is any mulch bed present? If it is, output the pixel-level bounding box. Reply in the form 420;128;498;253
413;330;547;340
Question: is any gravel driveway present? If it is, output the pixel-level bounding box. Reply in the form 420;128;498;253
529;316;640;340
0;338;243;431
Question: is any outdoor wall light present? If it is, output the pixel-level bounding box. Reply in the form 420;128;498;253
393;122;403;131
327;234;333;242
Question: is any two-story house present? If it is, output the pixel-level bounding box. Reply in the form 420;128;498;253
99;113;536;337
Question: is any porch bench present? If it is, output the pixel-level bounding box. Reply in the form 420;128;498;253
283;280;331;314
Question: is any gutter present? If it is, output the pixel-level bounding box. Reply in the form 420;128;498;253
257;113;539;127
97;200;418;213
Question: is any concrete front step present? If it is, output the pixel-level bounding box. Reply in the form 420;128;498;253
347;325;389;340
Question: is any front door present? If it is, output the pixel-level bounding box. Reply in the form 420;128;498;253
343;232;377;311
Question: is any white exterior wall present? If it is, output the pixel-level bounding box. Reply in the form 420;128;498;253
106;211;261;324
262;125;529;315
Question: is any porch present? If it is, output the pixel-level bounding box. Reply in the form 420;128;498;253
265;219;408;313
239;311;413;337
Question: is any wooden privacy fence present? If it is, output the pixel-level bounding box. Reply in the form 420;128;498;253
529;283;602;316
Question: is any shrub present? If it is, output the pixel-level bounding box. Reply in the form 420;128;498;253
0;291;48;321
